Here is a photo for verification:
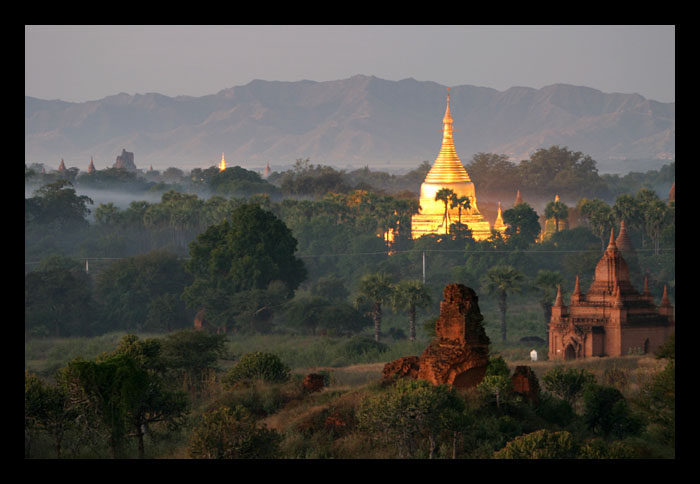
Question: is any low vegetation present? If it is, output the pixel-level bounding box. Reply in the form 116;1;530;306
25;331;674;459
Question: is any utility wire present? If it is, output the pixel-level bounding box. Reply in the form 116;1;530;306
25;247;674;265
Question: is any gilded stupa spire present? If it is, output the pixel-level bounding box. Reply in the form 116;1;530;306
219;152;226;171
423;88;471;185
493;201;507;233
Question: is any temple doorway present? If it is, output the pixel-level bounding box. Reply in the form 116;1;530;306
564;344;577;360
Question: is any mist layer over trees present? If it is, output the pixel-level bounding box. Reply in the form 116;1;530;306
25;146;674;340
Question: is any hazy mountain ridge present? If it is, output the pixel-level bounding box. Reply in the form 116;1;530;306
25;75;675;170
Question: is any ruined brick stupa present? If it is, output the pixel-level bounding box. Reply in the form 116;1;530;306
383;283;491;389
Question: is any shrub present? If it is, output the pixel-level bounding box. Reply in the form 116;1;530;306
494;429;579;459
224;352;291;385
534;392;575;427
188;405;281;459
485;355;510;378
341;336;388;360
541;366;595;408
582;384;642;438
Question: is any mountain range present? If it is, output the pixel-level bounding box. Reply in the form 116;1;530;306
25;75;675;173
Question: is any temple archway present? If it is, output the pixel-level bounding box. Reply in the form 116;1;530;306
564;343;577;360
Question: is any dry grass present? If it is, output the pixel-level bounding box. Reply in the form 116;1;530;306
505;354;667;397
293;362;385;388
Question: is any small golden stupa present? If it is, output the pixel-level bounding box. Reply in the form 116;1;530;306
493;201;507;235
411;89;491;240
219;152;227;171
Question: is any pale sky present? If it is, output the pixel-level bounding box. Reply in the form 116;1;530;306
25;25;675;103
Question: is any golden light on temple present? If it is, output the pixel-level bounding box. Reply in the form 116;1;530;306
219;152;226;172
411;89;492;240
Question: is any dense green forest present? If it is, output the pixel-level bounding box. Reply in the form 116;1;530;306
25;146;675;458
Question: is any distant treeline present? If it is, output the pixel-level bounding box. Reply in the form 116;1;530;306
27;145;675;205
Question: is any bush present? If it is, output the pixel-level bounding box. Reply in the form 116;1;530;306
217;379;302;417
224;352;291;386
534;393;575;427
341;336;388;360
188;405;281;459
485;355;510;378
582;384;642;438
494;429;579;459
541;366;595;407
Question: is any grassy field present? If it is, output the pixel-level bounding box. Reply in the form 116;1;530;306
26;330;664;395
25;330;671;459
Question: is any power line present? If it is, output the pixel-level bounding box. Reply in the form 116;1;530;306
295;247;675;258
24;247;675;265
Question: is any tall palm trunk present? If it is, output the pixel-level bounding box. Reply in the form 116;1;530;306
373;302;382;342
542;301;552;347
408;305;416;342
499;290;507;342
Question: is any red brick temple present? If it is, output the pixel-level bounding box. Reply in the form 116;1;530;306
548;226;674;360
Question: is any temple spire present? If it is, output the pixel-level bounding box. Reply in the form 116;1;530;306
443;88;453;131
493;201;506;233
219;152;226;172
423;88;470;185
660;285;671;307
554;284;564;307
571;275;583;305
615;220;634;253
606;228;617;253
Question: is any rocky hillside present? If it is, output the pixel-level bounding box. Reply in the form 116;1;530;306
25;75;675;170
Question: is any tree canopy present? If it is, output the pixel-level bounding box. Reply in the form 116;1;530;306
182;203;306;330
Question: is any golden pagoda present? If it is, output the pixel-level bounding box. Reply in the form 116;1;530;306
219;152;227;171
411;89;491;240
493;201;507;235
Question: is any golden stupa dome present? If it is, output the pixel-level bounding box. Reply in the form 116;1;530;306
418;88;477;210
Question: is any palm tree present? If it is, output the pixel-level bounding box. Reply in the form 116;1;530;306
391;280;432;341
534;270;564;346
435;188;456;234
356;272;394;342
481;265;524;342
612;193;642;231
577;198;615;250
643;199;669;255
544;198;569;233
449;194;471;224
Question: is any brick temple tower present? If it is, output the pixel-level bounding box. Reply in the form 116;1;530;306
548;225;674;360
